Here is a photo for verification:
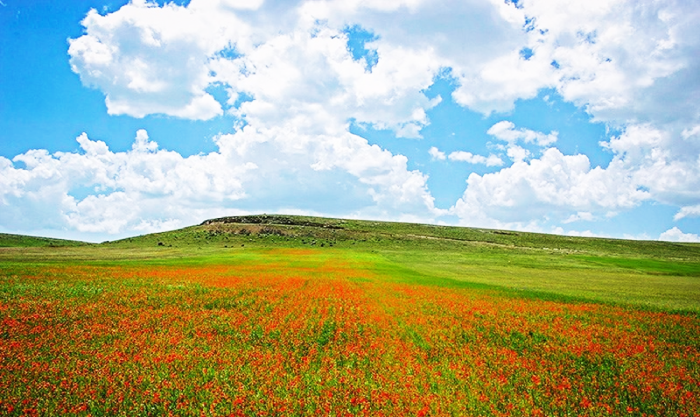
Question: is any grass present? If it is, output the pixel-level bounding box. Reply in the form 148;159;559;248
0;233;87;248
4;214;697;312
1;214;699;415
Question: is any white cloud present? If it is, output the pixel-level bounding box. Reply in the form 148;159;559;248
487;121;558;147
530;0;699;128
209;25;443;138
69;0;448;135
67;0;700;130
602;124;700;208
682;125;700;140
505;145;530;163
428;147;503;166
447;151;503;167
675;205;700;221
68;1;244;119
659;227;700;243
0;127;443;239
451;147;648;226
452;46;557;114
485;121;556;163
428;146;446;161
564;229;600;238
450;120;700;229
215;0;266;11
563;212;595;224
131;129;158;153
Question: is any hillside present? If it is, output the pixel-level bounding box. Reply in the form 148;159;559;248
4;214;700;312
0;233;89;248
114;214;698;257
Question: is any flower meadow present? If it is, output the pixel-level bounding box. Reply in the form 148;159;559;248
1;248;698;416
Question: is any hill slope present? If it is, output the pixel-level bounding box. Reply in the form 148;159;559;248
111;213;699;260
4;214;700;312
0;233;89;248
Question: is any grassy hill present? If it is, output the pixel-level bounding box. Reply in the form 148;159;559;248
0;232;89;248
1;214;699;415
113;213;698;258
5;214;699;312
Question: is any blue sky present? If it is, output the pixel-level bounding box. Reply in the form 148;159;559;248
1;0;699;243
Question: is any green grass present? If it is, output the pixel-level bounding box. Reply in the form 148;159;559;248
2;214;699;312
1;215;699;416
0;233;88;248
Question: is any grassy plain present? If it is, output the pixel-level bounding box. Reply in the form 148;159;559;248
1;215;699;416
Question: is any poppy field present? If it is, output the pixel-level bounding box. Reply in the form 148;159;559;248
1;216;699;416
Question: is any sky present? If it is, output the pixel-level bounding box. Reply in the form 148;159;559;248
1;0;700;243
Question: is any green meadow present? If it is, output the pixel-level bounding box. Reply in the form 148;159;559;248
3;214;699;313
1;215;699;416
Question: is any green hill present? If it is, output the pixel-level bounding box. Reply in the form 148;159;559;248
3;214;700;312
110;213;699;262
0;233;89;248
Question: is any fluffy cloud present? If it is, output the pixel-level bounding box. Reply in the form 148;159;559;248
487;121;558;147
1;130;256;235
428;147;502;166
485;120;558;164
68;0;700;128
675;205;700;221
428;147;446;161
448;151;503;167
451;145;648;227
659;227;700;243
536;0;700;127
452;121;700;229
67;1;246;119
0;128;441;238
209;25;442;138
602;124;700;208
562;212;595;224
69;0;448;134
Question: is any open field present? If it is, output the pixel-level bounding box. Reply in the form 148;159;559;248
1;215;699;416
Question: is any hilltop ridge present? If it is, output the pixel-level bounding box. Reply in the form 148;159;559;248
4;214;699;261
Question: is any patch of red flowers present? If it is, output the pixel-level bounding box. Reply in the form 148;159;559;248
0;250;698;416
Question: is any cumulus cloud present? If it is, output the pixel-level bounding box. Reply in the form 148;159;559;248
487;121;558;147
428;147;446;161
448;151;503;167
475;0;699;130
0;128;442;239
69;0;447;135
67;0;700;129
486;121;558;163
602;124;700;208
67;1;245;119
1;131;257;236
659;227;700;243
451;119;700;230
451;147;649;227
429;147;502;166
505;145;530;163
554;228;604;239
675;205;700;221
